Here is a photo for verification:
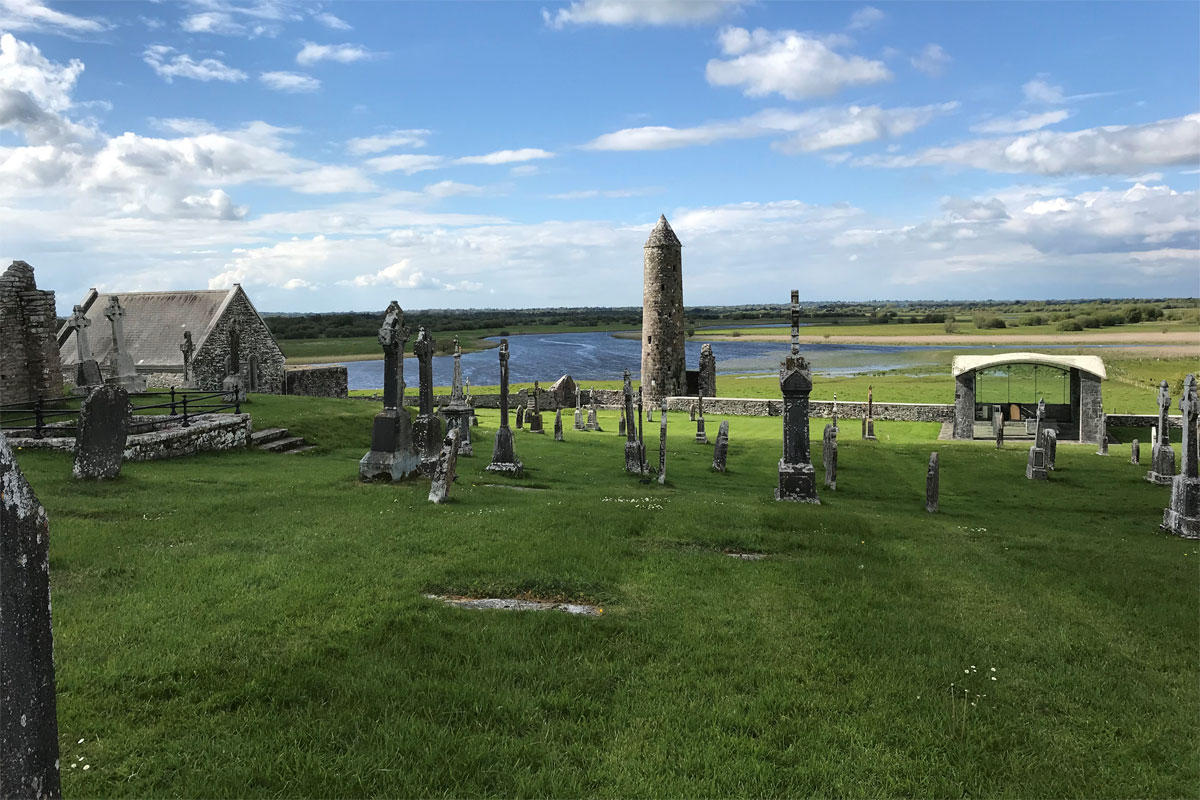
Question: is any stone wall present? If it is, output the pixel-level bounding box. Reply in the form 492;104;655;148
663;396;955;422
7;413;250;460
192;288;286;394
1106;413;1184;430
1;261;63;404
285;365;348;398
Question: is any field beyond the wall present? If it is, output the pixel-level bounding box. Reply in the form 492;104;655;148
17;395;1198;798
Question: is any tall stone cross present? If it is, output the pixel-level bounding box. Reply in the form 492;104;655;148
532;381;540;414
623;370;637;443
413;327;435;416
1179;375;1197;479
1157;380;1171;439
378;301;408;409
69;304;91;362
103;295;125;353
789;289;801;355
867;384;874;418
180;330;194;384
450;337;465;402
498;339;511;429
776;288;818;503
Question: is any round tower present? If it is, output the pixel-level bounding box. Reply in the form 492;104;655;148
641;215;686;403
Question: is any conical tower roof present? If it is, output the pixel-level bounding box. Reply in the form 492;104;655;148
644;214;681;248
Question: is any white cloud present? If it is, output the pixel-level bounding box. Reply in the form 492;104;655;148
970;109;1070;134
550;186;662;199
313;11;351;30
910;43;949;76
856;114;1200;175
365;153;446;174
543;0;746;28
454;148;553;165
847;6;884;30
583;103;957;152
1023;77;1064;105
346;129;431;155
0;0;107;34
0;31;94;145
143;45;247;83
178;0;299;37
510;164;539;176
345;259;484;291
259;70;320;93
296;41;374;65
706;26;891;99
423;180;485;198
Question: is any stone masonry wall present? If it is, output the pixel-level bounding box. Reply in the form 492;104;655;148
641;218;686;403
7;413;250;460
285;365;348;398
1;261;63;404
663;396;955;422
1106;413;1184;430
192;288;286;393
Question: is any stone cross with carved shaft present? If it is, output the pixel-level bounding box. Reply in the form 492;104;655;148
1179;375;1197;479
180;330;195;384
69;304;91;362
498;339;511;429
377;301;408;409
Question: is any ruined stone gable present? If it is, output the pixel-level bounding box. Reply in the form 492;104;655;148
191;287;286;393
0;261;63;405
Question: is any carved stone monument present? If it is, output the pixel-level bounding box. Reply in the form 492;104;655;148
554;408;563;441
862;385;877;441
1161;374;1198;539
822;423;837;490
925;452;939;513
776;290;819;503
712;419;729;472
486;339;523;477
695;395;708;445
1131;439;1140;465
412;327;443;471
622;370;645;474
1147;380;1177;484
359;302;420;481
427;429;460;504
574;391;585;431
180;330;196;388
103;296;145;392
586;391;600;432
516;405;525;430
67;304;103;392
442;337;472;457
1025;398;1049;481
0;433;62;800
1045;428;1058;471
72;385;130;480
698;343;717;397
658;400;668;485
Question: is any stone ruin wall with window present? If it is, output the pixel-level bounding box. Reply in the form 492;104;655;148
192;292;286;394
0;261;63;404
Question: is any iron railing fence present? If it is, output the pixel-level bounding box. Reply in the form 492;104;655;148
0;388;242;439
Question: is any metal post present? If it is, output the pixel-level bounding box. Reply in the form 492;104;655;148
169;387;177;416
182;395;190;428
33;396;44;440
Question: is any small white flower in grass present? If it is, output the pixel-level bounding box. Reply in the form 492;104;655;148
964;669;969;673
77;738;84;744
990;676;997;681
83;765;90;770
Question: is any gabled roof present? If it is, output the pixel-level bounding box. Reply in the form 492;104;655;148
952;352;1106;379
58;287;240;369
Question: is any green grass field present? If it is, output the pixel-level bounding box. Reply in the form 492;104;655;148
692;319;1198;339
14;391;1198;798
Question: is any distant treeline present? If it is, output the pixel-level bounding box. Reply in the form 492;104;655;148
261;298;1197;340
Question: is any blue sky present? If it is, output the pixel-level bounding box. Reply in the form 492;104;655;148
1;0;1197;312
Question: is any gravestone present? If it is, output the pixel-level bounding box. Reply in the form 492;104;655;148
412;327;443;471
486;339;523;477
862;385;877;441
658;400;668;485
712;420;729;472
516;406;525;429
103;296;145;393
622;370;644;474
573;390;585;431
1131;439;1140;465
465;378;479;427
0;433;62;800
1097;434;1109;456
695;396;708;445
831;394;839;433
1025;398;1049;481
995;417;1005;449
776;290;819;503
443;337;473;457
1045;428;1058;471
554;408;564;441
1161;374;1198;538
618;411;626;437
822;423;837;490
527;381;545;434
1147;380;1177;484
427;429;460;504
586;398;600;432
992;406;1004;448
698;343;717;397
359;302;421;481
925;452;939;513
67;305;103;392
689;403;696;422
72;385;129;480
180;330;196;388
221;326;246;402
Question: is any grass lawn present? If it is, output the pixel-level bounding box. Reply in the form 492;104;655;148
14;391;1197;798
692;319;1198;339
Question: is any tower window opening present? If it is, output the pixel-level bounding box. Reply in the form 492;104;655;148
648;336;652;344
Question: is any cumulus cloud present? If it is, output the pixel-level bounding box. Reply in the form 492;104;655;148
583;103;957;152
847;6;884;30
143;45;247;83
705;26;891;99
259;70;320;92
543;0;746;28
346;129;431;154
0;0;107;34
345;259;484;291
0;31;94;145
296;41;374;65
423;180;485;198
179;0;299;37
454;147;553;165
313;11;351;30
855;114;1200;175
910;43;949;76
1023;77;1064;105
970;109;1070;134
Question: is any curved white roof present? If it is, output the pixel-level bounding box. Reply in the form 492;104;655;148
952;352;1106;379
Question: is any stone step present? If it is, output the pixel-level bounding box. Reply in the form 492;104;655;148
259;436;306;453
282;444;318;455
251;427;289;445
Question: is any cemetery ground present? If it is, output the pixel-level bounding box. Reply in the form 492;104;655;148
15;392;1199;798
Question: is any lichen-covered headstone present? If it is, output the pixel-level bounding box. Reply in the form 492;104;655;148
359;302;420;481
527;381;545;434
573;391;585;431
925;452;939;513
712;420;729;472
658;400;667;485
622;371;644;474
1131;438;1140;465
486;339;523;477
776;290;819;503
554;409;563;442
1161;374;1198;539
1025;398;1049;481
412;327;442;471
427;429;459;504
618;412;626;437
1147;380;1176;484
822;423;837;490
694;396;708;445
73;385;129;480
1;432;62;800
1045;428;1058;471
515;406;525;429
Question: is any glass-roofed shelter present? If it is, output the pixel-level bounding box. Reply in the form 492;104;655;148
951;352;1106;443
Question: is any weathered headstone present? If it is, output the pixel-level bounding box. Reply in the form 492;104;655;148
1131;439;1140;465
862;385;877;441
67;305;103;392
689;402;696;422
586;393;600;432
1025;398;1048;481
658;400;667;484
487;339;523;477
0;433;62;800
527;381;545;434
831;393;839;434
622;370;644;474
994;407;1005;448
1147;380;1177;484
698;343;717;397
1097;434;1109;456
1161;374;1198;538
72;385;129;480
427;429;460;504
776;290;819;503
822;423;837;490
180;330;195;388
574;390;585;431
925;452;939;513
359;302;420;481
618;411;626;437
554;408;564;441
712;419;729;472
103;296;145;392
443;337;472;457
1045;428;1058;471
695;395;708;444
221;326;246;402
412;327;443;471
515;405;525;429
549;374;577;409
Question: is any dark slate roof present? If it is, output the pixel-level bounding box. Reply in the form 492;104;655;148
59;288;237;369
644;214;682;248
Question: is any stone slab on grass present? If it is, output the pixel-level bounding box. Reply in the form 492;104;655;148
425;595;602;616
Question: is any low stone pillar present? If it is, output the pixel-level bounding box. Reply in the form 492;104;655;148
925;452;939;513
822;423;837;490
658;400;668;485
953;370;976;439
1078;371;1104;444
1131;439;1140;465
712;420;729;472
427;429;460;504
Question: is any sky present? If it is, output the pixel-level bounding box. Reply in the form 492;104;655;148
1;0;1198;313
